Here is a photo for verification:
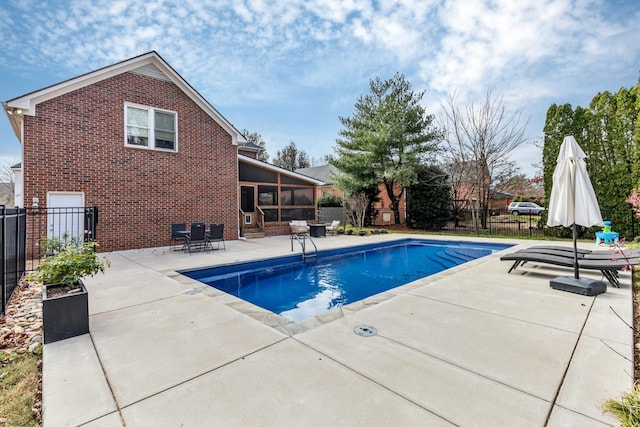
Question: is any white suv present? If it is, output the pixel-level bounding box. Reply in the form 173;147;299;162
508;202;545;215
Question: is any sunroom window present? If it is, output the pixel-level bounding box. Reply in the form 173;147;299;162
125;104;177;151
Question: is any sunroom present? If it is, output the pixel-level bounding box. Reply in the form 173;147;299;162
238;155;324;237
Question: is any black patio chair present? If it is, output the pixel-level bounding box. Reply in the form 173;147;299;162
208;223;226;250
186;222;210;254
170;223;187;251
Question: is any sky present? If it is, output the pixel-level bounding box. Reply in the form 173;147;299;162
1;0;639;178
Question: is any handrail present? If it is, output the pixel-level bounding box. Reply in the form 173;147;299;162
290;233;317;259
239;209;245;238
256;207;265;231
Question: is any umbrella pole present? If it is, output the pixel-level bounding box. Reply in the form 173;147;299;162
572;223;579;279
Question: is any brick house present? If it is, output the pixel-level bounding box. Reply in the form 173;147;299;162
296;164;407;226
3;51;319;251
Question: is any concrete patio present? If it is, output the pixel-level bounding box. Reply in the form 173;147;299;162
42;234;633;426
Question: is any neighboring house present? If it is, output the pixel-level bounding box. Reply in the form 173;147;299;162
3;51;318;251
452;183;516;214
296;164;343;200
490;190;515;211
236;141;262;159
296;164;406;226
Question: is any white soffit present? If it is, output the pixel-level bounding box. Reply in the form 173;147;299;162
130;63;172;82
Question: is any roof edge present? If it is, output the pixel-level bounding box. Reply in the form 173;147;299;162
4;51;247;145
238;154;324;185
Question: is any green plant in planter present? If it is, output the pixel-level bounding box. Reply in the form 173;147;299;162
358;230;367;236
346;229;354;235
30;237;110;344
30;237;110;291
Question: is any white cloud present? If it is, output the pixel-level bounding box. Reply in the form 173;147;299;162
0;0;638;175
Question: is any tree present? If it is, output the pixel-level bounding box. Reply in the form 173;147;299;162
0;159;17;206
499;172;544;200
345;192;369;230
441;90;528;230
542;80;640;238
0;159;17;183
317;193;343;207
272;141;310;171
240;129;269;162
406;164;452;230
332;72;441;224
311;154;334;166
542;104;587;203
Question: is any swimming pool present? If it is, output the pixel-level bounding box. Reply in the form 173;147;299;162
182;239;511;322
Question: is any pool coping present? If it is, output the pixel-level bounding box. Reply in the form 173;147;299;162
171;238;511;336
41;233;632;426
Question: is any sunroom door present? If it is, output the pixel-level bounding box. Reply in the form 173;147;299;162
240;186;255;225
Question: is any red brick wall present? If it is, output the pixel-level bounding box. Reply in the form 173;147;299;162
372;183;406;225
22;72;239;251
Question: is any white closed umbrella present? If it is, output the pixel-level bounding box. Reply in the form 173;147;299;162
547;135;603;279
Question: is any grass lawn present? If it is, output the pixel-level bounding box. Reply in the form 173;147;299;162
0;350;41;426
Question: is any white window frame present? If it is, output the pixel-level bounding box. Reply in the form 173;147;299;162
124;102;178;152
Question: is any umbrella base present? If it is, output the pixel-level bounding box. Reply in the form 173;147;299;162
550;276;606;296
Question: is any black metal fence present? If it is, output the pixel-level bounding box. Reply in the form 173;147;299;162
1;206;26;316
1;206;98;315
425;207;639;241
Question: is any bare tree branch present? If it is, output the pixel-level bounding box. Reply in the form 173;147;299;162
440;90;529;229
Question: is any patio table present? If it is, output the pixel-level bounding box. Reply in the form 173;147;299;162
309;224;326;238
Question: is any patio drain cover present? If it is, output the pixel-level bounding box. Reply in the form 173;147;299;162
354;325;377;337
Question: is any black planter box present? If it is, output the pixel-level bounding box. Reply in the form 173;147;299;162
43;281;89;344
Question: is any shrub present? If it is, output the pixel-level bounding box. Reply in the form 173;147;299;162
603;383;640;426
317;194;343;207
30;237;110;288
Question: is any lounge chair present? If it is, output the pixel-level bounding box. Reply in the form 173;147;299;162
499;250;639;287
325;220;340;235
518;246;640;260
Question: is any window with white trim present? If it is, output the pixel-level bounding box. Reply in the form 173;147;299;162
125;104;177;151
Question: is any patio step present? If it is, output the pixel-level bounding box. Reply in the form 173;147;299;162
243;229;265;239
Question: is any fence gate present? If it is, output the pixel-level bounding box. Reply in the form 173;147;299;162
1;206;98;315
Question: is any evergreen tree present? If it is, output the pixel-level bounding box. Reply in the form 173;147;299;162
332;72;441;224
272;141;310;171
406;164;452;230
542;78;640;238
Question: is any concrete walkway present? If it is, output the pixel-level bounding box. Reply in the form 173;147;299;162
42;234;633;426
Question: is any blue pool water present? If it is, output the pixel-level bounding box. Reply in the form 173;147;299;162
182;239;511;322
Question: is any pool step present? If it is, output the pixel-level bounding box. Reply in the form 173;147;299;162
431;248;478;268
